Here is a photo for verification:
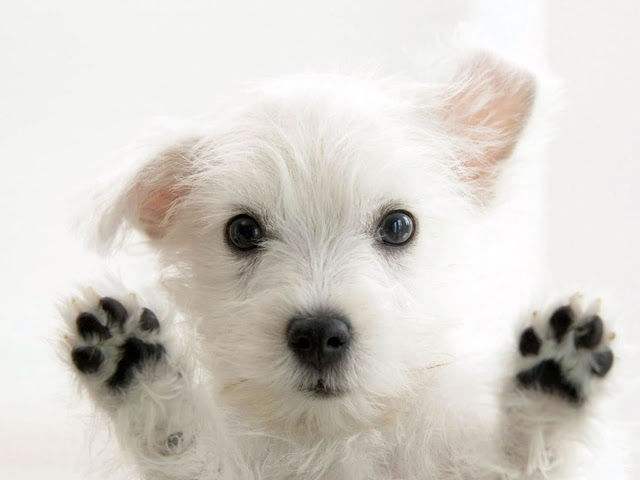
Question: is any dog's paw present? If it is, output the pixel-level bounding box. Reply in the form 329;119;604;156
64;289;168;395
516;295;615;404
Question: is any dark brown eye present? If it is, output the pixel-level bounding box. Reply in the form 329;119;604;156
227;215;264;251
375;211;415;246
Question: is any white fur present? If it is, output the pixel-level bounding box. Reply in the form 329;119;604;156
61;49;628;479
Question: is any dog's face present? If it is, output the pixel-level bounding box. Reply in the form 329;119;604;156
102;52;535;432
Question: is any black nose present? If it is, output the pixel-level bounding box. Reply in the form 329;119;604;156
287;314;351;370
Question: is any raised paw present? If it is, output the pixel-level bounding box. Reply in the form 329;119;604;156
66;294;167;393
516;295;615;404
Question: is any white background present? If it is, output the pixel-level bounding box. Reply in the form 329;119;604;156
0;1;638;478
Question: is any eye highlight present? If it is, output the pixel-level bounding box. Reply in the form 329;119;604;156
227;215;265;251
375;210;415;246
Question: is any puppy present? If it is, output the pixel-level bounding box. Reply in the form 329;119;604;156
61;50;624;479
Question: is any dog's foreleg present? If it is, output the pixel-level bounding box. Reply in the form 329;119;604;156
61;281;228;479
497;295;615;479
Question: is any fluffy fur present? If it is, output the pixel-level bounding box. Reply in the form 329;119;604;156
61;49;627;479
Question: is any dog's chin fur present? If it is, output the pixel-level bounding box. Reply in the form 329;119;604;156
62;48;630;480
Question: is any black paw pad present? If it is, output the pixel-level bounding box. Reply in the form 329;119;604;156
71;346;104;374
107;337;165;390
517;359;580;403
77;312;111;341
99;297;128;330
575;315;604;349
519;327;541;356
167;432;183;449
140;308;160;332
591;348;614;377
549;306;574;342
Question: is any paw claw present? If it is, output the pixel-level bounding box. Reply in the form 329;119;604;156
570;291;583;306
86;286;100;301
590;298;603;314
71;297;82;314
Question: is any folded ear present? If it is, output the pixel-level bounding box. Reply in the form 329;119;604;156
97;135;202;246
439;51;537;198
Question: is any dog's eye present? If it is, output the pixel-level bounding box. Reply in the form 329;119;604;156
375;210;415;246
227;215;265;251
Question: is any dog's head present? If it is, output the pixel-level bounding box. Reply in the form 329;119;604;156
98;52;536;433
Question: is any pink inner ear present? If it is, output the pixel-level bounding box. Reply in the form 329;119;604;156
127;138;199;239
138;184;185;238
444;54;536;183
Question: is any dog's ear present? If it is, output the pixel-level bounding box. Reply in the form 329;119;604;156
96;135;202;246
437;51;536;197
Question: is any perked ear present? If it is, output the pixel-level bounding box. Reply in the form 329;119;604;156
440;51;537;195
97;135;202;245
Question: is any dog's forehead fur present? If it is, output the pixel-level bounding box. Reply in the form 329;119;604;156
189;74;458;242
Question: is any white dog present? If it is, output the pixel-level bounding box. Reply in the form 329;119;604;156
61;50;624;479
